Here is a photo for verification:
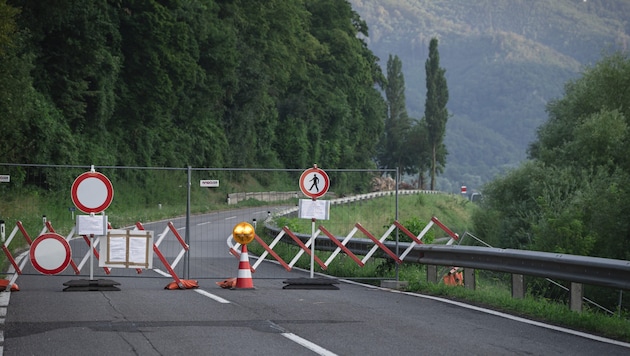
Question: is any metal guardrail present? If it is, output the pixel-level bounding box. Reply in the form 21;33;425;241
403;244;630;291
264;227;630;291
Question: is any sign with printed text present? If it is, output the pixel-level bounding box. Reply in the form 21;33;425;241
200;179;220;188
76;215;108;236
99;229;153;269
299;199;330;220
0;175;9;183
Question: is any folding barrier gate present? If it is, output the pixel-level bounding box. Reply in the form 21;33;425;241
1;219;196;290
227;216;460;272
3;216;460;290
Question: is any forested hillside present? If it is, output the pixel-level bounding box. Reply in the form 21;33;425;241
349;0;630;191
0;0;385;188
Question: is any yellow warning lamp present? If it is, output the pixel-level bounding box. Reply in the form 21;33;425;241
233;222;255;245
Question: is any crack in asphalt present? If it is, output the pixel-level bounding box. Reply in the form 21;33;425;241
5;319;359;338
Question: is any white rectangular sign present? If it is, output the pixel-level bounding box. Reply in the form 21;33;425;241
0;175;9;183
200;179;219;187
99;229;153;269
299;199;330;220
76;215;108;235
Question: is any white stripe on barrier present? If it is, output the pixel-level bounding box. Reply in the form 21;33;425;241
324;226;358;266
251;229;286;271
399;220;434;260
287;229;322;269
361;223;396;264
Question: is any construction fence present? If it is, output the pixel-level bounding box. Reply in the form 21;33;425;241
2;164;463;283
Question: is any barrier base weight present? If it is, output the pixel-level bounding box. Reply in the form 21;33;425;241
63;279;121;292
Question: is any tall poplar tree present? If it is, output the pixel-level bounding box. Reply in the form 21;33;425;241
378;54;413;174
424;38;449;190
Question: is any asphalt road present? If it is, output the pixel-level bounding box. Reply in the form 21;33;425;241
2;207;629;355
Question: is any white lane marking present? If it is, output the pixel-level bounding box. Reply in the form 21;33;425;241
225;216;236;220
282;333;338;356
197;222;211;226
194;289;231;304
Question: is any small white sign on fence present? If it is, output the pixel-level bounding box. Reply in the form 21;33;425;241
0;175;10;183
200;179;219;187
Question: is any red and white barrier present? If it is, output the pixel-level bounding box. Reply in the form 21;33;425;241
227;216;460;273
135;221;197;289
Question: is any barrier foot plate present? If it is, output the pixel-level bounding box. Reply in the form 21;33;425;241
62;279;121;292
282;278;339;290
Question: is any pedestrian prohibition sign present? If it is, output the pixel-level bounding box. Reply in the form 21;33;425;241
71;171;114;214
299;166;329;199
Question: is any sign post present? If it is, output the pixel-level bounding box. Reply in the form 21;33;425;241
299;165;330;278
65;166;120;291
283;165;338;289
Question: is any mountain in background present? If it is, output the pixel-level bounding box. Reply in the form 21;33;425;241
349;0;630;192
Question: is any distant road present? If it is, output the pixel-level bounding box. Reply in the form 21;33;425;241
2;206;629;355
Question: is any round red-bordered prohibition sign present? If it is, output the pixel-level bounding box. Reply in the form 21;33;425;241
30;233;72;275
299;168;330;199
71;171;114;214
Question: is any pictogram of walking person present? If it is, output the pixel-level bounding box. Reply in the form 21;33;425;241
309;174;320;192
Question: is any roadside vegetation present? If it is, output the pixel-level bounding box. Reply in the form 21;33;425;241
253;194;630;343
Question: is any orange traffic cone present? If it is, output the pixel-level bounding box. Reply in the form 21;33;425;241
234;245;254;289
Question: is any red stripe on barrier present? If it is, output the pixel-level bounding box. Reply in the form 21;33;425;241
17;221;33;245
253;234;291;271
167;222;188;250
153;244;184;289
45;220;55;233
318;225;364;267
394;221;423;244
283;227;327;270
431;216;459;240
138;221;187;284
2;245;21;274
355;223;402;264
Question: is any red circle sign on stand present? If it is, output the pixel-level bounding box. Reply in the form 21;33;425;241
299;167;330;199
30;233;72;275
71;171;114;213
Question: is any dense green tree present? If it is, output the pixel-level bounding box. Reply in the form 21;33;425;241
378;54;414;175
2;0;386;192
11;0;121;164
407;119;431;189
476;52;630;260
424;38;449;190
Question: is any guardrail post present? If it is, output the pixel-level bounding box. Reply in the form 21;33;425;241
570;282;583;312
426;265;437;283
464;268;475;290
512;274;525;299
